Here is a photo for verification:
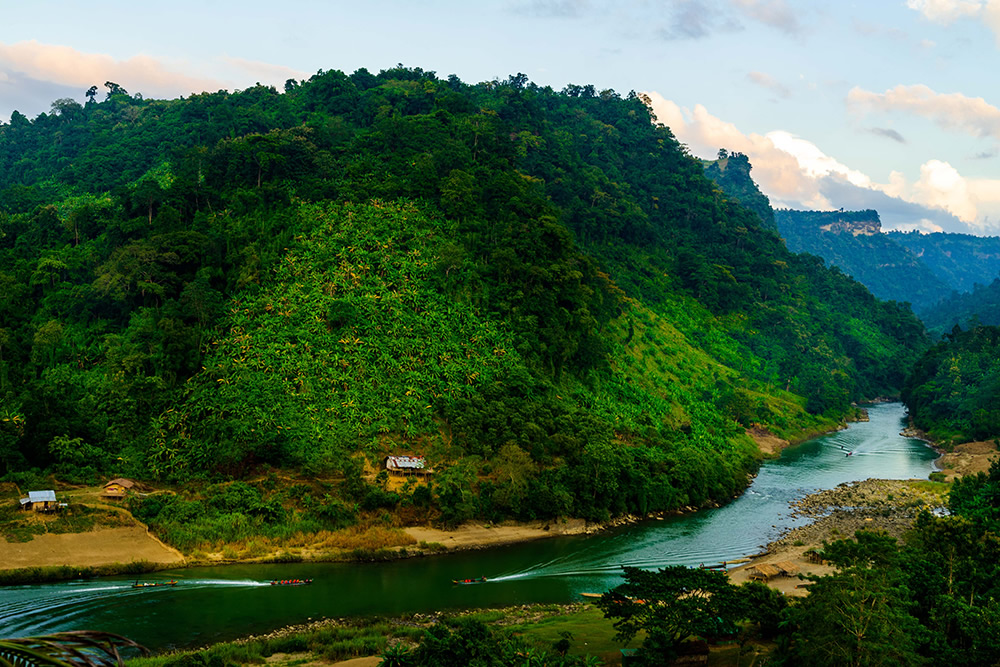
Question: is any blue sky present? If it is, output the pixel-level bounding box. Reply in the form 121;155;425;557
2;0;999;235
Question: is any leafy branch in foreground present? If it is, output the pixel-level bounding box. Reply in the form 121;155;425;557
0;631;148;667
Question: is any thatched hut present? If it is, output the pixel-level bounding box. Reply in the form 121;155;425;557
747;560;799;581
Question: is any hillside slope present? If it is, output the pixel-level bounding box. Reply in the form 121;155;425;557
0;70;927;536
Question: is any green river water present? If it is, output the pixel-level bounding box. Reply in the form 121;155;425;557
0;402;937;651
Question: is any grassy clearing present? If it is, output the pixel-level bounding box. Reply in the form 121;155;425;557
0;501;134;543
124;603;778;666
507;604;629;663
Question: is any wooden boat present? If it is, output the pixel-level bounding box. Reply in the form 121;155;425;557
452;577;487;585
132;580;177;588
270;579;313;586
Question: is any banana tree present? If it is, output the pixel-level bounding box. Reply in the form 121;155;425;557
0;631;148;667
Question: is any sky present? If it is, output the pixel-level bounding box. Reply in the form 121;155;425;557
2;0;999;235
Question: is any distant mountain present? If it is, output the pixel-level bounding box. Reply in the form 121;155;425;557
886;231;1000;294
773;209;952;312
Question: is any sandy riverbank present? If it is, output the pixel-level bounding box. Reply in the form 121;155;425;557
932;440;999;480
0;525;185;570
402;517;592;550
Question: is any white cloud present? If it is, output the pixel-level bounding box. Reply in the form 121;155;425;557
906;0;1000;43
914;160;978;221
906;0;984;23
893;219;946;233
848;84;1000;140
766;130;871;187
643;91;1000;233
0;40;226;100
644;91;833;209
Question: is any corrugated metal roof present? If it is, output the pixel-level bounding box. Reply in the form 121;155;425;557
28;490;57;502
386;455;426;469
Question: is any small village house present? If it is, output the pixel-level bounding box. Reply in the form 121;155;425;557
384;455;431;478
101;478;136;500
19;489;58;512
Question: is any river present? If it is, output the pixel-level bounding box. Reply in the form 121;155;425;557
0;402;937;651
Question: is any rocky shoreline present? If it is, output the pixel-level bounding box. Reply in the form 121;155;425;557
771;478;946;550
727;478;948;596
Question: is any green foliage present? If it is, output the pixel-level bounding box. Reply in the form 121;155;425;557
921;277;1000;336
125;480;356;551
902;325;1000;441
888;229;1000;296
772;520;1000;666
0;67;928;532
0;631;149;667
597;566;732;662
783;533;924;667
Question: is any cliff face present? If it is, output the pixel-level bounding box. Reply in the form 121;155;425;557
819;216;881;236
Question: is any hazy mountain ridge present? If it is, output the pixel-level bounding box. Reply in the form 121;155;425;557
770;209;952;313
886;230;1000;294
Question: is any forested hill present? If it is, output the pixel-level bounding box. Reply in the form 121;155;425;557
0;70;927;527
772;208;952;313
702;150;776;232
887;230;1000;295
920;278;1000;336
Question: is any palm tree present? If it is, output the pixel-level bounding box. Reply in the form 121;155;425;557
0;631;148;666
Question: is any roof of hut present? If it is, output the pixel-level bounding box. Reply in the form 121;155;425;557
773;560;800;576
386;455;426;470
749;563;783;579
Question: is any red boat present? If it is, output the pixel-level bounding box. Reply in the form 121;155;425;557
452;577;487;585
270;579;313;586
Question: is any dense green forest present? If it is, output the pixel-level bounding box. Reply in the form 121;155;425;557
773;208;952;313
920;278;1000;336
902;324;1000;443
0;70;928;536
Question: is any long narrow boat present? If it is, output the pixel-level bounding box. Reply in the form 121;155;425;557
270;579;313;586
452;577;487;585
132;580;177;588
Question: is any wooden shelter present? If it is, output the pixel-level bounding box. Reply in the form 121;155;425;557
385;455;431;477
746;560;800;582
19;490;58;512
101;478;136;500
